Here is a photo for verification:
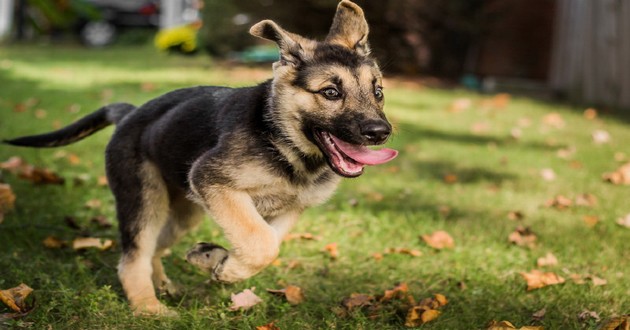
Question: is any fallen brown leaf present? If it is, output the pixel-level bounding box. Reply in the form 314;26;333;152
575;193;598;207
584;108;598;120
509;226;537;248
421;230;455;250
508;211;525;221
72;237;113;251
384;247;422;257
372;252;384;261
323;243;339;259
544;195;573;210
405;306;440;327
84;199;102;209
256;322;280;330
536;252;558;267
0;183;16;223
97;176;109;187
520;269;565;290
448;98;472;113
578;309;600;322
486;320;544;330
67;153;81;165
341;293;373;311
34;109;47;119
91;215;112;229
603;162;630;185
283;232;321;242
583;215;599;228
588;275;607;287
0;283;34;313
540;168;556;181
229;287;262;311
592;130;611;144
532;308;546;321
596;315;629;330
443;173;458;184
542;112;565;129
379;283;409;302
43;236;66;249
266;285;304;305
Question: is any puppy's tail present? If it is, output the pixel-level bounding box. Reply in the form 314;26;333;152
4;103;135;148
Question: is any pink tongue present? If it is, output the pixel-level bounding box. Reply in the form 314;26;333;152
330;135;398;165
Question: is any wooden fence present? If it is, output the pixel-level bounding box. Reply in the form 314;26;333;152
550;0;630;109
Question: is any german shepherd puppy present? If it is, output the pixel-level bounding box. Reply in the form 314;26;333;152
5;0;397;315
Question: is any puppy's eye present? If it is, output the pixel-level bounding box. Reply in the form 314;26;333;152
375;86;384;100
321;88;342;100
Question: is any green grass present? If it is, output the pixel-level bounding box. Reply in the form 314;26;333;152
1;45;629;329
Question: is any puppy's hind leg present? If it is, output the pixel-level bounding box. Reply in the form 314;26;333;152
152;196;205;297
110;161;174;316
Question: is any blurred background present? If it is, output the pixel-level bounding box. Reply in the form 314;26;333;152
0;0;629;110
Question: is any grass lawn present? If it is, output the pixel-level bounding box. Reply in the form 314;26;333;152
1;45;629;329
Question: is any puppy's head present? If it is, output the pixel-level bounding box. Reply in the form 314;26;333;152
250;1;396;178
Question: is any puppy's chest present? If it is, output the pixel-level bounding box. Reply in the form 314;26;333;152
250;178;340;218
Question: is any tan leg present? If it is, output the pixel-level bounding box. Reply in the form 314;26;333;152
186;188;284;282
117;162;175;316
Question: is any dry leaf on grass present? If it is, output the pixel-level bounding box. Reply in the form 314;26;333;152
540;168;556;181
487;320;544;330
84;199;102;209
544;195;573;210
229;288;262;311
536;252;558;267
72;237;114;251
584;108;598;119
597;315;629;330
1;157;64;185
421;230;455;250
575;193;598;207
341;293;374;311
256;322;280;330
283;232;321;242
266;285;304;305
448;98;472;113
43;236;66;249
0;283;34;314
617;214;630;229
532;308;546;321
509;226;537;249
405;307;440;327
91;215;112;229
404;294;448;327
97;176;108;187
323;243;339;259
520;269;565;290
578;310;601;322
379;283;409;302
384;247;422;257
542;112;565;129
443;173;458;184
603;162;630;185
592;130;611;144
508;211;525;221
0;183;16;223
583;215;599;228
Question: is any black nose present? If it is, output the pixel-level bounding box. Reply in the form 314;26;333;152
360;120;391;144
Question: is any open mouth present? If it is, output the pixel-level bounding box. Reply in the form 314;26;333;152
313;130;398;178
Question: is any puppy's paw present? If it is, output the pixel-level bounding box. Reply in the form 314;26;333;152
186;242;229;280
132;301;178;317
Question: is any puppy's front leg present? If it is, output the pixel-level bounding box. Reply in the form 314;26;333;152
187;188;280;282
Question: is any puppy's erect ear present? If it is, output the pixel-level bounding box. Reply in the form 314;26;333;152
325;0;370;55
250;20;311;66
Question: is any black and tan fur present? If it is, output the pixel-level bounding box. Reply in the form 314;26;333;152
4;1;394;315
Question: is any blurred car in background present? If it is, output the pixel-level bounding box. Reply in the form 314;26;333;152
78;0;159;47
